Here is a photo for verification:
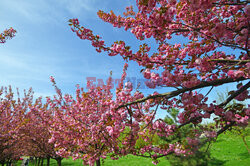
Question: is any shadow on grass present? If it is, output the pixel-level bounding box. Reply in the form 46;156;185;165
213;137;227;143
57;163;76;166
238;152;250;159
208;157;226;166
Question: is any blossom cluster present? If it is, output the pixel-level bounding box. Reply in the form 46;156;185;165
0;27;16;43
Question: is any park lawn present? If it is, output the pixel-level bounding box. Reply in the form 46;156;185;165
209;131;250;166
101;155;170;166
16;158;83;166
16;131;249;166
17;155;170;166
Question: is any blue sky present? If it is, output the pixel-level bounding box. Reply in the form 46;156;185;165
0;0;247;120
0;0;143;97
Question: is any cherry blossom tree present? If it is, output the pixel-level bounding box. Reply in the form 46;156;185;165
0;1;249;165
47;70;152;166
18;98;63;166
0;86;33;165
67;0;249;164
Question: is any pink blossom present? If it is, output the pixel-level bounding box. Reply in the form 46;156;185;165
244;5;250;18
227;70;245;78
106;126;114;136
125;81;133;91
143;69;151;79
246;108;250;116
225;111;234;121
50;76;55;83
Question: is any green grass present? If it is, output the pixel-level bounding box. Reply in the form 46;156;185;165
101;155;170;166
16;155;169;166
16;158;83;166
15;131;249;166
209;131;250;166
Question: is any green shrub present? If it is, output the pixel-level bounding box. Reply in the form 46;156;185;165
162;108;212;166
166;150;211;166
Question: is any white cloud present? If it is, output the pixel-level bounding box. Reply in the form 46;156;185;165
0;0;101;25
1;0;57;23
57;0;98;16
0;0;137;97
0;54;28;69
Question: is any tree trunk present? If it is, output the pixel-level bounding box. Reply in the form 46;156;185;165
41;158;44;166
46;157;50;166
38;158;41;166
35;157;38;166
96;159;101;166
56;158;62;166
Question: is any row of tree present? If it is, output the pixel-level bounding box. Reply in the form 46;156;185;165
1;0;249;166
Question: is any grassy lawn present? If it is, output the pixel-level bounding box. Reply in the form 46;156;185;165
209;131;250;166
16;156;170;166
15;131;249;166
100;155;170;166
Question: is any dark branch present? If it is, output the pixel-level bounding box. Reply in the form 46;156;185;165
178;80;250;128
116;77;247;109
217;122;236;136
213;1;249;6
208;59;250;64
219;80;250;107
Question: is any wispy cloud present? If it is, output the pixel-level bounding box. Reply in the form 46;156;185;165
57;0;98;16
0;0;101;25
1;0;58;24
0;0;139;98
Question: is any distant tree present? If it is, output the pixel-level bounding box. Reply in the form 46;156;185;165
0;86;33;166
18;99;63;166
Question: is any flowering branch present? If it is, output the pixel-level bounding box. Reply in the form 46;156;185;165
116;77;247;109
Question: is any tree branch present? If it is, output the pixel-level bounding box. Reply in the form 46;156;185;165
217;122;236;136
208;59;250;64
116;77;247;109
213;1;249;6
219;80;250;107
178;80;250;128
